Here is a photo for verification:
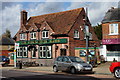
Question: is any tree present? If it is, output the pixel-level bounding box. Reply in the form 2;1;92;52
93;24;102;40
2;29;11;38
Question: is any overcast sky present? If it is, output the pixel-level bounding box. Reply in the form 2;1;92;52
0;0;119;37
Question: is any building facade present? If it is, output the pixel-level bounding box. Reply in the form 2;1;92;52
14;8;100;66
102;7;120;61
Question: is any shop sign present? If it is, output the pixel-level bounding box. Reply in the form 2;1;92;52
102;38;120;44
16;38;67;45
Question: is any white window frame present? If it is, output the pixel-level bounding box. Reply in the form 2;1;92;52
17;47;28;57
20;33;26;40
39;46;52;59
74;30;79;38
30;32;36;39
23;47;27;57
89;32;92;40
109;23;118;35
42;31;49;39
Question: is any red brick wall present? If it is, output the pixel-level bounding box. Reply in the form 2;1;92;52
68;8;100;56
102;22;120;39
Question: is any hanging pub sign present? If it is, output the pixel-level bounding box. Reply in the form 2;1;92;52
16;38;68;45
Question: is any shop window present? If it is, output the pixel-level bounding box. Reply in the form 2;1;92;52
30;32;36;39
39;46;52;59
42;30;49;39
74;30;79;39
109;23;118;35
20;33;26;40
80;50;86;57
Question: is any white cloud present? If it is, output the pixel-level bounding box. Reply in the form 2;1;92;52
27;2;65;17
1;4;22;37
67;2;118;26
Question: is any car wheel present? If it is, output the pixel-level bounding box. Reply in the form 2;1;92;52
70;67;76;74
114;68;120;79
53;66;58;72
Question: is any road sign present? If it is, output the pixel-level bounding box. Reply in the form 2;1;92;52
15;43;19;49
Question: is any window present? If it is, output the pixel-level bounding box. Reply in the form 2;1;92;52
17;47;28;57
89;33;92;40
80;50;86;57
23;47;27;57
42;31;49;39
30;32;36;39
109;23;118;35
20;33;26;40
8;45;11;50
63;57;69;62
39;46;52;59
56;57;63;62
74;30;79;38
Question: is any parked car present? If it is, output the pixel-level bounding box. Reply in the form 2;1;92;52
109;62;120;79
53;56;93;74
0;56;10;66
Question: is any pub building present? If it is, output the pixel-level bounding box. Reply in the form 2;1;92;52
14;8;100;66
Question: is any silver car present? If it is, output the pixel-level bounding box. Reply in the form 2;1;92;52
53;56;93;74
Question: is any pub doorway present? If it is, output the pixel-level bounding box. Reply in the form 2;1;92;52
60;48;66;56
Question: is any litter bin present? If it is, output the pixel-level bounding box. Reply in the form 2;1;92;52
18;61;22;69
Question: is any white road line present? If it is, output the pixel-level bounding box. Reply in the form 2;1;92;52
0;76;6;78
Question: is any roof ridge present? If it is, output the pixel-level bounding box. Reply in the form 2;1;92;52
31;8;84;18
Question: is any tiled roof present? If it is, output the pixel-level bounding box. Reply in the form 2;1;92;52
0;36;14;45
102;8;120;23
26;8;83;34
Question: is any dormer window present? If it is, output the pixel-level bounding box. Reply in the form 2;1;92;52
42;30;49;39
30;32;36;39
20;33;25;40
74;30;79;39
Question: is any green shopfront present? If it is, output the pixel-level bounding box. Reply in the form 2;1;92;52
16;38;68;66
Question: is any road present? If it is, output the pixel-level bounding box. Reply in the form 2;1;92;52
1;69;117;80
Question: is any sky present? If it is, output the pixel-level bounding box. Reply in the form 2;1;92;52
0;0;119;37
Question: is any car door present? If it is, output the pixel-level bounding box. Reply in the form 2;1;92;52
56;56;64;71
62;57;71;71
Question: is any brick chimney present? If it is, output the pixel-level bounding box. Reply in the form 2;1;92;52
21;10;27;25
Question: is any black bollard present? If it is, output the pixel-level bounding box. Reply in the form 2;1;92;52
19;61;22;69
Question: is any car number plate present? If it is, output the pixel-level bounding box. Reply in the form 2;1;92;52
85;67;91;70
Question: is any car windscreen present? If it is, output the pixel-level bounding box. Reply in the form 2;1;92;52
68;56;85;63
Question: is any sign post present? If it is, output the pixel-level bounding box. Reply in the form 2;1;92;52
14;43;19;68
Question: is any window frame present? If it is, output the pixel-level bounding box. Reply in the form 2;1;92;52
16;47;28;58
30;32;36;39
74;30;80;39
39;46;52;59
42;30;49;39
89;32;92;40
20;33;26;40
109;23;119;35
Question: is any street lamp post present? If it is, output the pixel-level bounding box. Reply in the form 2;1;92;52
84;7;89;63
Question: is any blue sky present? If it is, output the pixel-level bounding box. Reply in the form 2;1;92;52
0;0;119;37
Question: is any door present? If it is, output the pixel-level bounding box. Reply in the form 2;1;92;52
56;56;63;71
62;57;71;71
60;48;66;56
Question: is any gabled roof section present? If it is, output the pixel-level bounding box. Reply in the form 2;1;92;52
26;8;84;34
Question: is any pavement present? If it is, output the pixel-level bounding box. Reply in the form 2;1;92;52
0;62;112;75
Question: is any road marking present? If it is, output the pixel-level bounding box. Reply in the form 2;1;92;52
0;76;6;78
